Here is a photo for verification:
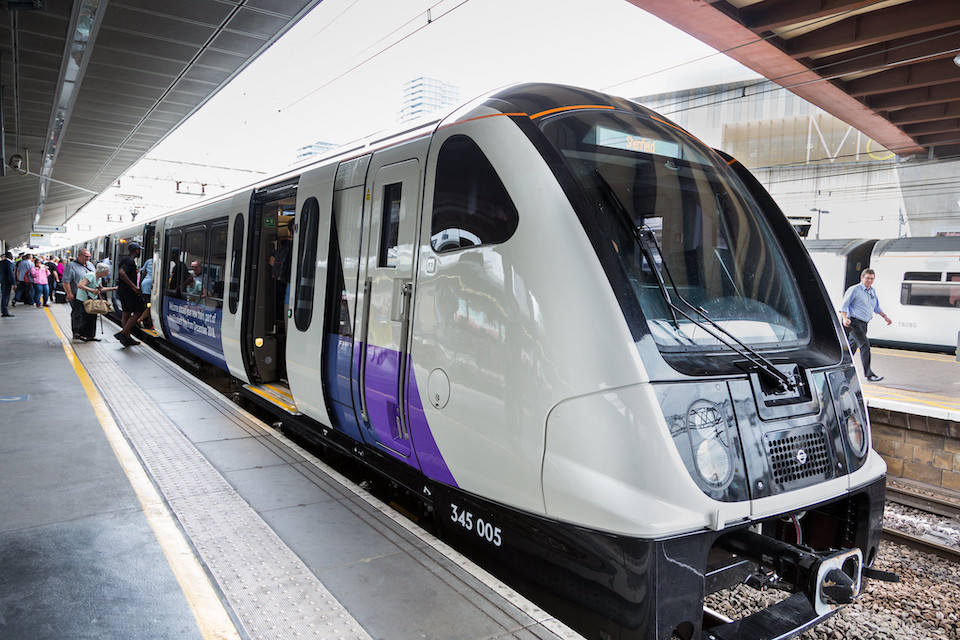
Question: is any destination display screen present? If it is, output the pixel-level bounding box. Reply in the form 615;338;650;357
595;125;681;159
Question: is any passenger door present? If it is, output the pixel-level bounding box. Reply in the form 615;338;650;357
355;156;421;460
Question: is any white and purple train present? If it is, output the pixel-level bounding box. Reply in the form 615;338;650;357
71;84;886;640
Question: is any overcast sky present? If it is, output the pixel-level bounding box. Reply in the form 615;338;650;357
151;0;756;171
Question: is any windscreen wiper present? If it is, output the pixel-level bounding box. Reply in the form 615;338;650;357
592;170;794;392
593;170;681;330
639;226;797;393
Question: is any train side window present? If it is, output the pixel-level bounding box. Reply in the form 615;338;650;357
901;281;960;308
183;227;207;302
379;183;402;267
165;229;184;298
294;197;320;331
903;271;940;281
228;214;244;314
206;222;228;309
430;135;519;253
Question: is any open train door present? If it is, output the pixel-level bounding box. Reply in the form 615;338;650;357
353;149;422;462
238;178;299;409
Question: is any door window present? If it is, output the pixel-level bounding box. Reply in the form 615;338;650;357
228;214;244;314
379;182;402;267
294;198;320;330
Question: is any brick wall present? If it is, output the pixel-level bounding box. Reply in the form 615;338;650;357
869;407;960;491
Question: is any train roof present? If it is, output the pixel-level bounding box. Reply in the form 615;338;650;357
802;238;877;256
873;236;960;254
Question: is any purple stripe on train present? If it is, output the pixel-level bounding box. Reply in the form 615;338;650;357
354;340;458;488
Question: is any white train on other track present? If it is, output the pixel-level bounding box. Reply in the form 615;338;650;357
804;237;960;352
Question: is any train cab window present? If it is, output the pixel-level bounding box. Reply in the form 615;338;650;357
379;183;402;267
430;135;519;253
538;109;810;351
206;222;228;309
294;197;320;331
229;214;244;314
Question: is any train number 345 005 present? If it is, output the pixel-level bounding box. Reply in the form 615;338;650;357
450;503;502;547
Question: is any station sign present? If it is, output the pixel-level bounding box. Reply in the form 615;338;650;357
29;232;49;247
33;224;67;234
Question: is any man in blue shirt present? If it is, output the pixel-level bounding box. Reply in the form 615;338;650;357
840;268;892;382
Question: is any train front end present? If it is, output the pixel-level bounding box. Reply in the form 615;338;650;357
486;85;886;640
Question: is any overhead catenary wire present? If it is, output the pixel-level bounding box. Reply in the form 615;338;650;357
277;0;472;116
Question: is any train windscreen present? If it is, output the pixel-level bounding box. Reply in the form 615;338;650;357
539;110;810;350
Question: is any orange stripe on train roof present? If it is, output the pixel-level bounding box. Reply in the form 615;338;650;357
530;104;615;119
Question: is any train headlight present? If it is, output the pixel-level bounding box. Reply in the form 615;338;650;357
687;400;734;488
839;388;868;458
654;384;749;502
829;368;871;473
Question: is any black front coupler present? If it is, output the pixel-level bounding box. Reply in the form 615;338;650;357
716;528;862;615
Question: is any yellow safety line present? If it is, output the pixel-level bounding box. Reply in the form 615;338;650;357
263;383;294;401
872;347;957;363
44;308;241;640
246;384;298;412
865;385;960;404
864;387;960;412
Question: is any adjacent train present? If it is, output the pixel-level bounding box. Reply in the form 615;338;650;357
65;83;885;640
805;237;960;352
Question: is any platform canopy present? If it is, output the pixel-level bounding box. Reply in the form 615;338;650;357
0;0;322;248
627;0;960;160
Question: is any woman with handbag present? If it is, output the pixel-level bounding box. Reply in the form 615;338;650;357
75;263;116;342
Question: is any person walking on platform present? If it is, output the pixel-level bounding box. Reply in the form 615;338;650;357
15;253;33;306
45;256;60;301
1;251;16;317
75;263;116;342
115;243;143;347
62;249;95;340
29;258;51;307
840;268;892;382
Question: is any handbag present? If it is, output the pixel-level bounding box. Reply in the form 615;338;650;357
83;298;112;315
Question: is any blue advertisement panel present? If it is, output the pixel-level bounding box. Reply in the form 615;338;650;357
163;298;228;370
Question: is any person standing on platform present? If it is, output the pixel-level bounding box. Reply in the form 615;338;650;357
29;258;51;307
114;243;143;347
15;253;33;306
840;268;892;382
62;249;95;340
45;256;60;301
75;263;116;342
1;251;16;317
138;255;154;330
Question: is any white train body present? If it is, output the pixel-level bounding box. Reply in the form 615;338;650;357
83;84;885;640
805;237;960;351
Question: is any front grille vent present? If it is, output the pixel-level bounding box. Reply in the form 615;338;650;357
765;425;832;490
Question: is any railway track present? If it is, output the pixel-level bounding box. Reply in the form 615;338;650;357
883;483;960;562
886;485;960;520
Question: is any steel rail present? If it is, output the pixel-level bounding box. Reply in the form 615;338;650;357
886;485;960;521
881;527;960;563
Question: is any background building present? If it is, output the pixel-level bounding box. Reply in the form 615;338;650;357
296;141;339;163
398;77;460;124
636;81;960;238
